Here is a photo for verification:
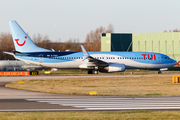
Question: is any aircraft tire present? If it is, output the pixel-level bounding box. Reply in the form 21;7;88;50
88;70;93;74
94;70;98;74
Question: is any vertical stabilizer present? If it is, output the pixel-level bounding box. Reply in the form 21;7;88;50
9;20;50;53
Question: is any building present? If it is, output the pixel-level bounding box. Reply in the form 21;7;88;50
101;33;132;52
101;32;180;62
133;32;180;62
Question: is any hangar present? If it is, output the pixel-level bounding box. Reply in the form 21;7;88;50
101;33;132;52
101;32;180;62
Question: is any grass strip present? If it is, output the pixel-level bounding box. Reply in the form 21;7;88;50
6;76;180;97
1;111;180;120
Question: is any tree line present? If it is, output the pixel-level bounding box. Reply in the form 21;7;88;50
0;24;114;60
164;28;180;32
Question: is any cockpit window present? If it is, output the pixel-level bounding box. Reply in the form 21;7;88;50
165;57;170;59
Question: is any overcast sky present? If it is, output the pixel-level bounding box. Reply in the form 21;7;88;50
0;0;180;42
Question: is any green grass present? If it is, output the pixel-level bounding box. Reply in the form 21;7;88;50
37;68;180;76
1;111;180;120
1;68;180;77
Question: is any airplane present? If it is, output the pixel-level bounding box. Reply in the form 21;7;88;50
0;60;44;71
4;20;177;74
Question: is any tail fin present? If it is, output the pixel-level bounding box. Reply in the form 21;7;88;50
9;20;50;53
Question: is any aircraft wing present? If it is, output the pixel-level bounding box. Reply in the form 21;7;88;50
80;45;108;68
86;55;108;66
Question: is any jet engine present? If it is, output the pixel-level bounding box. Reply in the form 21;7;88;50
99;63;125;73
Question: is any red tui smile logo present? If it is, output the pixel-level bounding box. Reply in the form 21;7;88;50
15;36;27;46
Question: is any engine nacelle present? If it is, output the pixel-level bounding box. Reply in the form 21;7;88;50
99;63;125;73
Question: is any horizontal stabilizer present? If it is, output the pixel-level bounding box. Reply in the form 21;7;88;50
3;51;15;56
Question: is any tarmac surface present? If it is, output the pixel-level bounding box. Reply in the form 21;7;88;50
1;75;180;112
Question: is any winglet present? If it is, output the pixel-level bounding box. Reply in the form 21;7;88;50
81;45;89;56
80;45;89;61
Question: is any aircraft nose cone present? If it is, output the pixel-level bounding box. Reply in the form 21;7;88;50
172;60;177;65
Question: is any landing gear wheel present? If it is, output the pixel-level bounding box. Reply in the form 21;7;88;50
94;70;98;74
88;70;98;74
88;70;93;74
158;71;162;74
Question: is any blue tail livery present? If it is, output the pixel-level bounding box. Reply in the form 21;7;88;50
5;20;177;74
9;20;50;53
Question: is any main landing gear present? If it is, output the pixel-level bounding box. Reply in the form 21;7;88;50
158;71;162;74
88;70;98;74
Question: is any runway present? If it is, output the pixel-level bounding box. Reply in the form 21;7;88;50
1;97;180;111
1;75;180;112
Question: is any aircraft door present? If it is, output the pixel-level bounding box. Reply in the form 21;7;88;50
157;55;161;63
39;54;43;63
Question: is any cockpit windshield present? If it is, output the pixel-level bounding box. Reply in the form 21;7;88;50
165;57;170;59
